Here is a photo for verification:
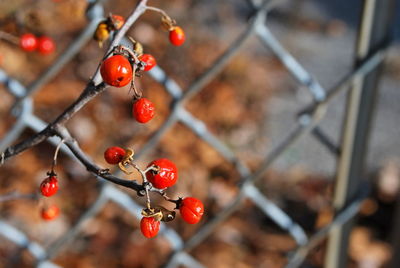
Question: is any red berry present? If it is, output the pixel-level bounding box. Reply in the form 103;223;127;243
40;176;58;197
146;158;178;189
104;146;126;165
169;26;185;46
41;205;60;221
37;36;56;55
180;197;204;224
100;55;133;87
140;216;160;238
111;14;125;30
132;98;155;123
20;33;38;52
139;54;157;71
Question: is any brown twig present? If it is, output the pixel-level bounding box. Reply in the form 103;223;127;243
0;31;20;45
1;0;150;164
55;127;145;194
0;0;155;197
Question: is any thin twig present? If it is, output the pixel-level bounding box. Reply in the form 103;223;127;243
92;0;149;85
0;31;20;45
50;139;65;172
1;0;149;163
129;162;152;208
146;6;170;18
56;128;145;194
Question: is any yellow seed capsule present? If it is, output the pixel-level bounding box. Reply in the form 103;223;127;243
94;22;110;47
133;41;143;56
127;37;143;56
141;207;176;222
155;206;176;222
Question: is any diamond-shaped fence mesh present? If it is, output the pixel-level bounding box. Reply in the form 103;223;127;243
0;0;394;267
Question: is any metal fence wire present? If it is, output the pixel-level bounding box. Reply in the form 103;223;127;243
0;0;395;267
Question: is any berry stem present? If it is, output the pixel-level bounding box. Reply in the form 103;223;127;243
130;80;142;100
160;192;181;206
51;139;65;172
0;31;20;45
128;163;157;209
146;6;176;31
119;45;140;63
144;165;158;174
58;130;144;193
145;6;170;19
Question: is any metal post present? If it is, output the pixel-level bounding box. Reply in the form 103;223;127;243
390;194;400;268
325;1;395;267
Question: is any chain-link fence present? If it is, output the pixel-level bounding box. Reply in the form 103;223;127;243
0;0;395;267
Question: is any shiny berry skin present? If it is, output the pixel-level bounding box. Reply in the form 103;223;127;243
100;55;133;87
169;26;185;46
146;158;178;189
41;205;60;221
139;54;157;71
104;146;126;165
140;217;160;238
132;98;155;123
179;197;204;224
20;33;38;52
37;36;56;55
40;176;58;197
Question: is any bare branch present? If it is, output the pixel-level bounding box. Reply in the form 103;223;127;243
1;82;106;162
1;0;150;163
55;126;145;194
2;126;53;161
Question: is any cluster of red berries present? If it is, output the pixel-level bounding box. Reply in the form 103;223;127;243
140;197;204;238
104;146;204;238
104;147;179;189
98;13;186;124
139;196;204;238
20;33;56;55
100;45;157;124
99;46;157;123
101;13;191;239
33;7;191;232
39;172;60;221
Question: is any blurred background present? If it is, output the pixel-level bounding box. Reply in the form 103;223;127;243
0;0;399;267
